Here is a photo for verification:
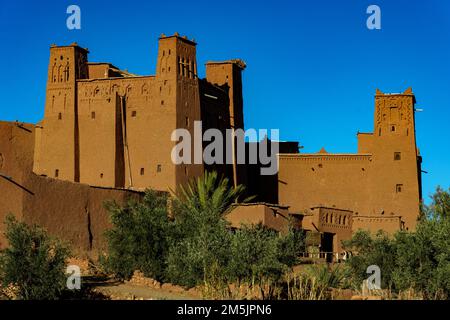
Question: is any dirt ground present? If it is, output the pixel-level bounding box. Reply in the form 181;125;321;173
80;270;202;300
92;282;199;300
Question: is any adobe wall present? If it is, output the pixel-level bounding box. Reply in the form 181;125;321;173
205;61;245;130
301;207;353;252
76;75;181;192
0;121;142;253
121;75;178;191
87;63;110;79
278;154;372;215
199;79;236;184
353;215;402;235
0;121;35;247
205;61;246;187
227;204;290;234
22;174;142;253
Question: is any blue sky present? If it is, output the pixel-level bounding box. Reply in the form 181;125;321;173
0;0;449;202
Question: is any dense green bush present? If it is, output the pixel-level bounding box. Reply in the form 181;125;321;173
0;215;70;300
101;190;171;281
103;171;305;289
277;224;306;267
227;224;302;284
344;187;450;299
392;218;450;298
165;172;242;287
342;230;397;290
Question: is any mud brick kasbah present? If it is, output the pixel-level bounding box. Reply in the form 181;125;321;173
0;33;422;255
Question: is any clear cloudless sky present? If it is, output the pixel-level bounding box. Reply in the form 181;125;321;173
0;0;449;203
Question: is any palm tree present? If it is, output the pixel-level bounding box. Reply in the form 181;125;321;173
169;171;254;285
172;171;252;219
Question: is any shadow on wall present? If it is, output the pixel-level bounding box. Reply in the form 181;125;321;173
0;121;142;252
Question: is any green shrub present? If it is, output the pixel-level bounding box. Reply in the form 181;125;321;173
343;229;397;290
392;218;450;299
277;226;305;267
102;190;171;281
165;223;232;287
102;171;305;291
0;215;70;300
227;224;287;284
165;172;239;287
344;187;450;299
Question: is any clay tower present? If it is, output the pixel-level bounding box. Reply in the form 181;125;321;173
33;43;88;182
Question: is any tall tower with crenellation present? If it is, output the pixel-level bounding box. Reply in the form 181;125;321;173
205;60;247;187
33;43;89;182
358;87;422;231
152;33;204;190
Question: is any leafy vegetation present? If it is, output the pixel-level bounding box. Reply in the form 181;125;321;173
165;172;241;287
101;191;171;281
285;264;350;300
0;215;70;300
101;173;450;300
344;186;450;299
103;171;305;291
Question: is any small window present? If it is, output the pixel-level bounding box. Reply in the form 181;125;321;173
184;166;188;175
58;113;62;120
91;111;96;119
318;163;323;168
100;173;104;179
396;184;403;193
55;169;59;178
131;110;137;117
157;164;162;173
185;116;189;127
391;125;396;132
394;152;401;161
140;168;145;176
161;100;164;106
